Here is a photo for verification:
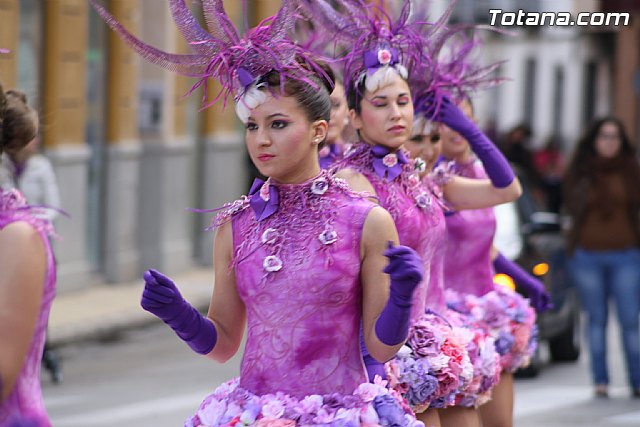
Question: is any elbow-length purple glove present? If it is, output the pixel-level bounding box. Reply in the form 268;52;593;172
493;253;553;313
141;269;217;354
375;243;424;346
428;95;515;188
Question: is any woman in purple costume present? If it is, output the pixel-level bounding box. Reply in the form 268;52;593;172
0;86;57;427
319;72;351;170
95;2;426;426
312;6;522;427
440;97;550;427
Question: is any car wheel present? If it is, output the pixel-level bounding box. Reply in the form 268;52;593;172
549;307;581;362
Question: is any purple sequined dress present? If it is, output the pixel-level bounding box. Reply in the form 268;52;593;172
337;144;474;411
444;159;537;373
187;171;423;427
0;189;56;427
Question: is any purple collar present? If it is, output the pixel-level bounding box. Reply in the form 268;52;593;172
249;178;279;221
371;145;408;182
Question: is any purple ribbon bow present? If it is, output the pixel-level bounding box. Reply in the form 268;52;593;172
371;145;408;182
363;48;399;78
237;67;256;90
249;178;279;221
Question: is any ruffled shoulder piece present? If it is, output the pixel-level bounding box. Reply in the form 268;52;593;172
0;188;56;237
202;195;251;231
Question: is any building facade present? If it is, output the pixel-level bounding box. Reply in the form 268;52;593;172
0;0;281;292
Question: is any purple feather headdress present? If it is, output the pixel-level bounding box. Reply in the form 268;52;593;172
412;25;508;126
297;0;461;108
91;0;329;121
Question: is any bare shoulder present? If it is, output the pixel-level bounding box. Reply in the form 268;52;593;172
335;168;377;197
0;221;44;250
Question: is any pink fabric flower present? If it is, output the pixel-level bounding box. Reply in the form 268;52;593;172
382;153;398;168
254;418;295;427
261;399;285;418
319;146;330;157
260;182;271;201
378;49;392;65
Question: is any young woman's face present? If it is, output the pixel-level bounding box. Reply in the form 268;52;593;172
406;130;442;172
594;121;622;159
245;93;327;182
327;82;349;144
350;73;413;149
440;98;474;160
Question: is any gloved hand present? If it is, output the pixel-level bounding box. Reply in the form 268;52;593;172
375;243;424;346
493;253;553;313
360;329;386;382
424;94;515;188
141;269;217;354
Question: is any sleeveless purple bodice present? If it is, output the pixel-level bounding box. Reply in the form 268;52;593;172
0;189;56;427
339;143;446;319
421;173;449;312
224;173;375;399
444;160;496;296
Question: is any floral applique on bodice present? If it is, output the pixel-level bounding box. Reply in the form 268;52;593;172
214;172;376;398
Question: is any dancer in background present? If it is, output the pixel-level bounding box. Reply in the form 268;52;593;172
439;96;549;427
0;85;56;427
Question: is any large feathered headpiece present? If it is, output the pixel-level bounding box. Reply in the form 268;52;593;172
91;0;329;122
298;0;454;96
412;26;507;122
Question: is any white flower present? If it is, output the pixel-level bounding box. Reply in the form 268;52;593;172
263;255;283;272
260;182;270;201
429;353;451;371
382;153;398;168
397;345;413;358
261;399;285;419
318;229;338;245
261;228;278;245
197;399;227;426
414;158;427;173
415;192;432;209
311;177;329;195
378;49;392;65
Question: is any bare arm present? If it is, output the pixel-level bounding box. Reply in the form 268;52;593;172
443;175;522;211
360;206;404;362
206;221;246;363
0;222;46;402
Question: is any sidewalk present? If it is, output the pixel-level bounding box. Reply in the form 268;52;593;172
48;267;214;347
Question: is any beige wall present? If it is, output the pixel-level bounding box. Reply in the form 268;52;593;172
0;0;19;88
42;0;88;148
613;12;640;143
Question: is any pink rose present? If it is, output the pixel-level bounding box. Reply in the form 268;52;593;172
382;153;398;168
378;49;392;65
255;418;295;427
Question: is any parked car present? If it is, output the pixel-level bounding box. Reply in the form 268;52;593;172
494;170;580;377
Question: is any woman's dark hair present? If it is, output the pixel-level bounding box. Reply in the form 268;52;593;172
565;116;635;182
346;77;366;114
258;58;334;123
0;83;38;155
